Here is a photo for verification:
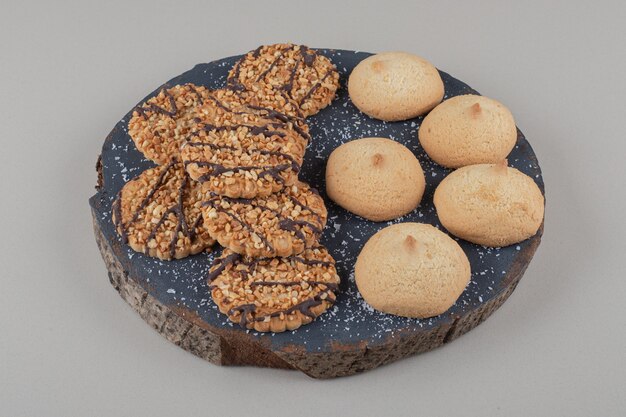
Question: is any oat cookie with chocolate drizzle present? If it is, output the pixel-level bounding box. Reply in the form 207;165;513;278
112;161;215;260
227;44;340;117
195;86;306;123
202;181;327;258
128;84;210;165
181;88;310;198
208;246;340;332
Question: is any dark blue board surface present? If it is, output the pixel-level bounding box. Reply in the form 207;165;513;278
90;49;544;353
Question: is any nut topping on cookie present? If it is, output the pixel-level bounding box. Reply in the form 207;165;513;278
227;44;340;117
181;89;309;198
128;84;210;165
112;161;214;260
208;246;340;332
202;181;327;258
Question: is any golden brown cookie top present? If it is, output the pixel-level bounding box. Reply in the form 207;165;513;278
202;181;327;258
208;246;340;332
348;51;444;121
419;94;517;168
354;222;470;319
181;122;307;199
181;88;310;198
195;87;307;124
128;84;210;165
227;44;340;117
112;161;214;260
433;162;545;247
325;137;426;221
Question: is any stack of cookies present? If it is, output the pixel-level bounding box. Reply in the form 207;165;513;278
113;44;342;332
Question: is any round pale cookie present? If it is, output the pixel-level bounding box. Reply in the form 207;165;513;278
326;137;426;221
227;44;340;117
348;52;444;121
181;89;309;199
419;95;517;168
355;223;470;318
202;181;327;258
128;84;210;165
208;246;340;332
112;161;215;260
433;161;545;247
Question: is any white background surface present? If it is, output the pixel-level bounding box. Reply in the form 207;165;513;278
1;1;625;416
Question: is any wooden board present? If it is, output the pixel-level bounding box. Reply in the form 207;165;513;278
90;49;544;378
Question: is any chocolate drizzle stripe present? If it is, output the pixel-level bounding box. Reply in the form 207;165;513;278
229;303;256;328
257;165;291;184
112;193;126;241
205;96;230;112
207;249;335;289
289;256;333;268
228;289;336;328
203;200;275;251
226;78;246;92
144;175;201;258
189;161;296;183
243;105;309;140
208;252;334;285
299;71;333;105
202;96;303;130
177;176;191;237
115;162;204;257
209;194;324;246
168;211;183;257
256;55;283;82
227;62;239;82
288;195;323;223
139;174;175;231
184;120;304;180
225;44;330;119
251;45;264;58
116;160;176;242
300;45;316;67
278;218;323;240
245;105;289;123
208;245;339;328
205;97;311;141
187;84;204;105
132;106;149;119
282;57;301;94
146;206;176;243
188;214;203;242
133;88;178;119
249;281;339;291
200;122;289;138
207;252;242;282
228;44;319;99
184;139;301;171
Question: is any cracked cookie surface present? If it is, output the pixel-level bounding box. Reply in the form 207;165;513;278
227;44;340;117
112;161;215;260
202;181;327;258
208;246;339;332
